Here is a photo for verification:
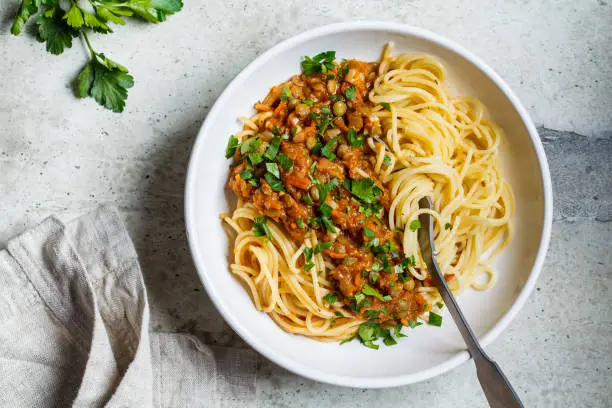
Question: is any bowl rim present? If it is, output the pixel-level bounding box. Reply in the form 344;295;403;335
184;21;553;388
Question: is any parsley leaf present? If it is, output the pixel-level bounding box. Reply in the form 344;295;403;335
339;336;355;345
304;262;315;271
383;155;392;166
315;178;339;204
362;284;392;302
301;51;336;75
264;137;281;160
301;195;315;205
363;227;375;239
381;102;391;111
409;220;422;231
240;137;262;154
296;218;306;229
252;216;273;241
36;7;79;55
303;247;313;262
347;178;382;204
281;85;292;101
248;152;264;166
383;332;397;346
265;162;280;179
429;312;443;327
347;128;363;147
77;52;134;113
445;222;452;230
320;136;339;160
225;135;239;158
394;324;407;338
264;172;285;192
11;0;41;35
408;319;423;328
323;293;338;304
367;309;380;319
277;154;294;171
315;241;332;254
344;86;356;100
302;99;314;106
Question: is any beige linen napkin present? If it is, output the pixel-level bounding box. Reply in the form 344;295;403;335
0;206;257;407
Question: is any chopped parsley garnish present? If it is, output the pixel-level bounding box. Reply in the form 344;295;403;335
248;152;264;166
383;155;392;166
383;333;397;346
240;137;262;154
408;320;423;328
277;154;294;171
339;336;355;345
445;222;452;230
381;102;391;111
304;262;314;271
409;219;422;231
394;324;407;338
301;51;336;75
264;172;284;192
345;178;382;205
303;247;313;262
225;135;239;158
280;85;292;102
302;99;314;106
321;136;339;160
371;263;382;272
329;94;343;103
309;161;317;174
436;302;444;309
296;218;306;229
323;293;338;304
291;127;298;136
344;86;357;100
315;241;333;254
240;169;253;180
401;255;417;268
337;63;350;80
358;322;381;350
347;128;364;147
252;217;273;241
335;311;344;317
315;178;339;204
354;293;366;304
367;309;380;319
369;271;379;284
264;137;281;160
429;312;443;327
319;203;333;218
301;194;315;205
362;284;392;302
265;162;280;178
363;227;375;239
310;108;335;135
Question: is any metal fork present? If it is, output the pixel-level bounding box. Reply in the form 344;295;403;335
417;196;524;408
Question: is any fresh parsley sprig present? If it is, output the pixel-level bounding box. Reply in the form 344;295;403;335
10;0;183;112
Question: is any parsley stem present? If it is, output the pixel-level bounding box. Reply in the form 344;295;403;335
82;31;96;59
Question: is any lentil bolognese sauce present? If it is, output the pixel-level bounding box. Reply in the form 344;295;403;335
222;45;514;349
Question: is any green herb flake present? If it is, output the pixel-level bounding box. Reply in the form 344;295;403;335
339;336;356;345
344;86;357;100
323;293;338;305
264;172;285;192
409;219;422;231
429;312;443;327
367;309;380;320
302;99;314;106
315;241;333;254
362;284;392;302
381;102;391;111
296;218;306;229
304;261;315;271
225;135;239;158
349;178;382;204
301;51;336;76
264;137;281;160
277;154;294;171
394;324;407;338
320;136;339;160
445;222;452;230
408;320;423;329
252;217;273;241
301;194;315;205
281;85;292;102
347;128;364;147
265;162;280;178
383;155;392;166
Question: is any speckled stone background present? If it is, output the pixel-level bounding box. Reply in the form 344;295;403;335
1;0;611;406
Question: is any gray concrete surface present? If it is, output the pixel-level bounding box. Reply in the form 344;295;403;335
1;0;611;406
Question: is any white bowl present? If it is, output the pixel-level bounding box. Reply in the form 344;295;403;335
185;22;553;388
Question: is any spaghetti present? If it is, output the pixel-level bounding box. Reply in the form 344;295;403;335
222;44;514;346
